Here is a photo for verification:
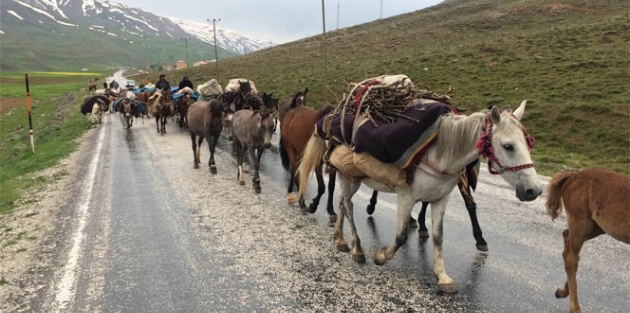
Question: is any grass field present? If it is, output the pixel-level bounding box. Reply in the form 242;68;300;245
0;72;101;214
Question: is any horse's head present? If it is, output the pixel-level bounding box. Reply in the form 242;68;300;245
257;111;277;149
239;80;252;95
120;99;135;116
477;100;542;201
161;89;172;103
262;92;280;131
216;96;236;140
291;88;308;108
183;94;195;106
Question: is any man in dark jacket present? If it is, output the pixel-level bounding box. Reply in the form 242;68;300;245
178;76;194;90
155;74;171;91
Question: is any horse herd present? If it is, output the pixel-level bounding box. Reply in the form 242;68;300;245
83;76;627;313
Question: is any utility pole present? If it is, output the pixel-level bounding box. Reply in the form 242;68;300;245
181;37;191;74
380;0;383;19
321;0;328;100
336;2;340;30
207;18;221;79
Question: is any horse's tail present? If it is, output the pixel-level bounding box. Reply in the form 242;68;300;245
279;134;291;171
297;132;327;200
546;170;574;220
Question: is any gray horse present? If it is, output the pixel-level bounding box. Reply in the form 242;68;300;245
231;104;277;193
187;98;230;172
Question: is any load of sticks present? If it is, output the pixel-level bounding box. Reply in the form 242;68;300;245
333;75;454;125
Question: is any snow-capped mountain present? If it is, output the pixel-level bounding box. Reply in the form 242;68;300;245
0;0;274;70
170;19;272;55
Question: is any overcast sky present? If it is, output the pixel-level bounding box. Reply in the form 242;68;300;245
115;0;443;44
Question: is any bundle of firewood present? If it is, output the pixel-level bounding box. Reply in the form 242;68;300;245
333;75;453;125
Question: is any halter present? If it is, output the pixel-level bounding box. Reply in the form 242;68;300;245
475;112;535;175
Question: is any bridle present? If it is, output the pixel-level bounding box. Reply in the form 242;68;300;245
475;112;536;175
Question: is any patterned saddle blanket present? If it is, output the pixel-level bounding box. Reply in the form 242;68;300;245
317;99;455;171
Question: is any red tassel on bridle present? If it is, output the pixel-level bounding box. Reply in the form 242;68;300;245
476;112;535;175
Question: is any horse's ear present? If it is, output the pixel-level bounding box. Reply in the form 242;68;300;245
491;106;502;125
304;88;308;94
513;100;527;121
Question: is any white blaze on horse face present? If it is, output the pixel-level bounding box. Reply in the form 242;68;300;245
491;110;543;201
261;116;275;149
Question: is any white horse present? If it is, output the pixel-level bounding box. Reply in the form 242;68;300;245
297;100;542;293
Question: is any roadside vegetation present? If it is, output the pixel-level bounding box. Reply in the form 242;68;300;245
0;71;102;214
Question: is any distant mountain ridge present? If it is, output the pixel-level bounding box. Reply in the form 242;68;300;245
0;0;274;71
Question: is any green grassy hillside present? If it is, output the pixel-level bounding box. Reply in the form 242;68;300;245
170;0;628;175
0;15;229;72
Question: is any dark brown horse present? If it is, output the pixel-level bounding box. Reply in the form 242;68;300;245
220;80;253;112
187;98;231;173
136;91;152;118
279;105;336;221
278;88;308;123
546;168;629;313
88;79;96;92
176;93;195;128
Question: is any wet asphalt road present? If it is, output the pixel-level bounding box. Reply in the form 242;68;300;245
44;111;629;313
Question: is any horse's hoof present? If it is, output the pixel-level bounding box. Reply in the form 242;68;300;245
408;219;419;229
210;167;217;174
374;250;388;265
366;204;375;215
327;220;335;227
476;244;489;252
418;230;430;238
352;253;366;264
239;181;246;186
254;186;261;194
438;283;458;294
299;206;310;213
336;243;351;253
308;203;318;214
328;215;337;223
287;194;297;204
555;287;569;299
193;164;199;169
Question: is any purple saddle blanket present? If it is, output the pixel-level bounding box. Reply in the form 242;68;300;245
317;100;455;171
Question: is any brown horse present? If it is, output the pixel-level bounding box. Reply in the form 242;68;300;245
187;98;230;172
279;105;336;221
136;91;152;118
88;79;96;92
176;93;195;128
278;88;308;123
546;168;629;313
149;90;173;134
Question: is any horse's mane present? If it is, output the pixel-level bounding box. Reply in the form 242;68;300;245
209;99;224;115
433;110;488;161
